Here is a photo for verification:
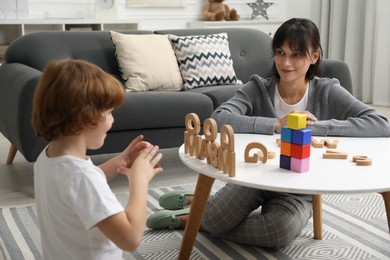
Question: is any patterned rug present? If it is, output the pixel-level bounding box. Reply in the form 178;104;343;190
1;181;389;259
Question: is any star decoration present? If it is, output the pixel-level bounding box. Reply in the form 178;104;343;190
247;0;274;20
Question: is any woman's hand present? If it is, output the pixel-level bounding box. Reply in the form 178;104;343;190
275;110;317;132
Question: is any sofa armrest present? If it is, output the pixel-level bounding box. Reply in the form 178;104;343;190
320;59;353;94
0;63;47;162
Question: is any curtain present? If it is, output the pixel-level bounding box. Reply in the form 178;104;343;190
311;0;390;106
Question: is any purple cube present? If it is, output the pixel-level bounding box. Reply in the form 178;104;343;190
279;155;291;170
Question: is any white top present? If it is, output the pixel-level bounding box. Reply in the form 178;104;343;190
34;147;124;260
274;82;309;118
179;134;390;194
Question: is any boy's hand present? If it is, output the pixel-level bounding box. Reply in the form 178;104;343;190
117;145;163;182
121;135;152;168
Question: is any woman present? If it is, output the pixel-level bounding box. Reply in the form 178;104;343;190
147;18;390;248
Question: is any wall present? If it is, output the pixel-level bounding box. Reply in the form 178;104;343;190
23;0;313;30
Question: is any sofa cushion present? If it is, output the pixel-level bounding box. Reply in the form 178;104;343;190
110;91;214;132
110;31;183;92
188;84;242;109
169;33;241;90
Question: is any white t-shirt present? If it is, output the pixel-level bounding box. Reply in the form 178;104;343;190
34;147;124;260
274;82;309;118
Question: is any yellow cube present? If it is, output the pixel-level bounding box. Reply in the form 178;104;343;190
287;113;307;130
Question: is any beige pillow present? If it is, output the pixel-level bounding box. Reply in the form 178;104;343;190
110;31;183;92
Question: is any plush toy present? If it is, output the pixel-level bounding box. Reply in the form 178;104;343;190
203;0;240;21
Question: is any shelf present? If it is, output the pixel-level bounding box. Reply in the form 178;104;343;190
0;19;139;62
188;20;282;37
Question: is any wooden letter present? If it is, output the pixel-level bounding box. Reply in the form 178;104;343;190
185;113;201;135
203;118;217;142
197;118;217;160
198;139;209;161
322;150;348;159
353;155;372;166
311;138;325;148
218;125;236;177
324;139;339;149
209;142;220;168
184;113;202;156
244;142;268;164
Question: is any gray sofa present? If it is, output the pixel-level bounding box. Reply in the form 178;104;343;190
0;28;352;163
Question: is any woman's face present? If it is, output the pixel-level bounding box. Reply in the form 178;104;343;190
274;42;319;85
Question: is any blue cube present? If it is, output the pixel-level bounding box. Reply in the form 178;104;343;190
292;128;312;145
281;126;292;143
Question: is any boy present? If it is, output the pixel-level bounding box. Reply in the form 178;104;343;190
32;59;163;259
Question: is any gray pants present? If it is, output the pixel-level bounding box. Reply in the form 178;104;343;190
201;183;312;248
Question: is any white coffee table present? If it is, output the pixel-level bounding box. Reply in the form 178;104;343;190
177;133;390;259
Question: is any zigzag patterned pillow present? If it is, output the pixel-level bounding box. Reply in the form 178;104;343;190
169;33;242;90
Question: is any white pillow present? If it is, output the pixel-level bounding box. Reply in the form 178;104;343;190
169;33;242;90
110;31;183;92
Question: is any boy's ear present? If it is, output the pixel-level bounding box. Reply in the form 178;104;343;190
76;113;92;130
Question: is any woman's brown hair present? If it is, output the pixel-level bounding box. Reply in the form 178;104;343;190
272;18;323;79
32;59;125;141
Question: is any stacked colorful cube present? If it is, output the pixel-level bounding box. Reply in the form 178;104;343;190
279;113;312;173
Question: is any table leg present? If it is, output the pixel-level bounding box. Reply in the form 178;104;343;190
380;192;390;233
178;173;215;260
312;194;322;240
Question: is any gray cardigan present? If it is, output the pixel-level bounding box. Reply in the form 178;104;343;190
211;75;390;137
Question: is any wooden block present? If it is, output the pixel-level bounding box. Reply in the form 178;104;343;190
258;151;276;160
324;139;339;149
325;150;340;154
276;138;281;147
287;113;307;130
311;138;325;148
291;157;310;173
267;151;276;159
292;128;312;145
322;151;348;159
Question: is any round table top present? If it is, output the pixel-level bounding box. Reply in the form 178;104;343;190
178;133;390;194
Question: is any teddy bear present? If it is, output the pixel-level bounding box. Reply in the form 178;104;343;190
203;0;240;21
